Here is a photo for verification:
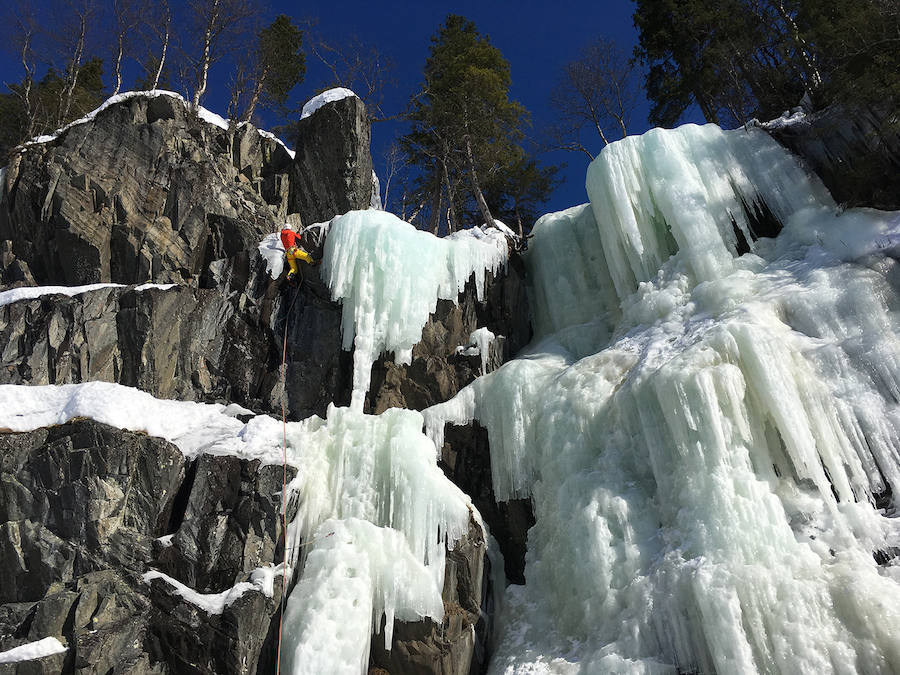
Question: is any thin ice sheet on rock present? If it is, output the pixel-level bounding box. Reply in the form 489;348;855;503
322;210;508;410
424;123;900;674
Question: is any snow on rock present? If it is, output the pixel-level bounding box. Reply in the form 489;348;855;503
0;637;67;664
0;282;177;308
300;87;359;120
22;90;183;147
0;380;475;673
240;123;297;159
370;170;382;210
322;210;509;410
424;122;900;673
257;232;286;279
19;90;295;159
0;382;250;460
143;570;260;615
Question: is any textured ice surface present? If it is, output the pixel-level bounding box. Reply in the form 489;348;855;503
322;210;508;410
425;123;900;674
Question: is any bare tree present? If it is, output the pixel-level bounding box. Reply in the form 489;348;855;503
56;0;95;126
548;38;640;159
110;0;140;95
188;0;255;110
150;0;172;90
305;26;398;121
6;7;40;138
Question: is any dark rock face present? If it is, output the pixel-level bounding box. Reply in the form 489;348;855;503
288;95;374;226
370;517;493;675
0;94;290;286
0;419;185;603
765;105;900;210
440;424;534;586
154;453;290;592
0;93;522;675
0;419;295;674
0;258;350;420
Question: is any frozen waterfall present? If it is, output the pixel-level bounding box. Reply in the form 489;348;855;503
266;121;900;674
425;123;900;674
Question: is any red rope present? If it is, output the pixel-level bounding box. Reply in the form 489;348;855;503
276;283;300;675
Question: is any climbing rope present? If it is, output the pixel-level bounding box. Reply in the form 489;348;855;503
276;277;302;675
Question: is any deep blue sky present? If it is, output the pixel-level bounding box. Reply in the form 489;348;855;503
0;1;689;219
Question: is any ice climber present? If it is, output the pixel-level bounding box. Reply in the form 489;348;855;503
280;223;316;282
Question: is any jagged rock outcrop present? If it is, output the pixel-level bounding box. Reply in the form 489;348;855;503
0;259;350;420
765;105;900;210
0;94;292;286
288;95;374;226
0;92;525;674
0;419;295;674
441;423;534;586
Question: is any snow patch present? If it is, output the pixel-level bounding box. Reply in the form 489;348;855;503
300;87;358;120
21;90;183;147
257;232;286;279
0;282;176;308
143;570;259;615
0;637;66;664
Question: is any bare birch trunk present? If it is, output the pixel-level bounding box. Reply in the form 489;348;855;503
113;40;124;96
151;3;171;89
192;0;220;110
58;11;88;126
240;66;269;122
463;133;495;230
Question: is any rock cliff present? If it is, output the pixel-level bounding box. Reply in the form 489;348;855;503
0;92;528;674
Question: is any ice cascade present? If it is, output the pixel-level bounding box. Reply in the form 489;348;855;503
426;123;900;673
322;210;508;410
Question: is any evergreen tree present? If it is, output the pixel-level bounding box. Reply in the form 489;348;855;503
401;15;554;234
633;0;899;127
232;15;305;123
0;59;104;158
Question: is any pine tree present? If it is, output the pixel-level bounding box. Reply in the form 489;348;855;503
401;15;553;234
633;0;899;127
234;15;305;123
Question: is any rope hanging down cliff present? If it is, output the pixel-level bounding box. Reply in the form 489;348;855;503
276;278;300;675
